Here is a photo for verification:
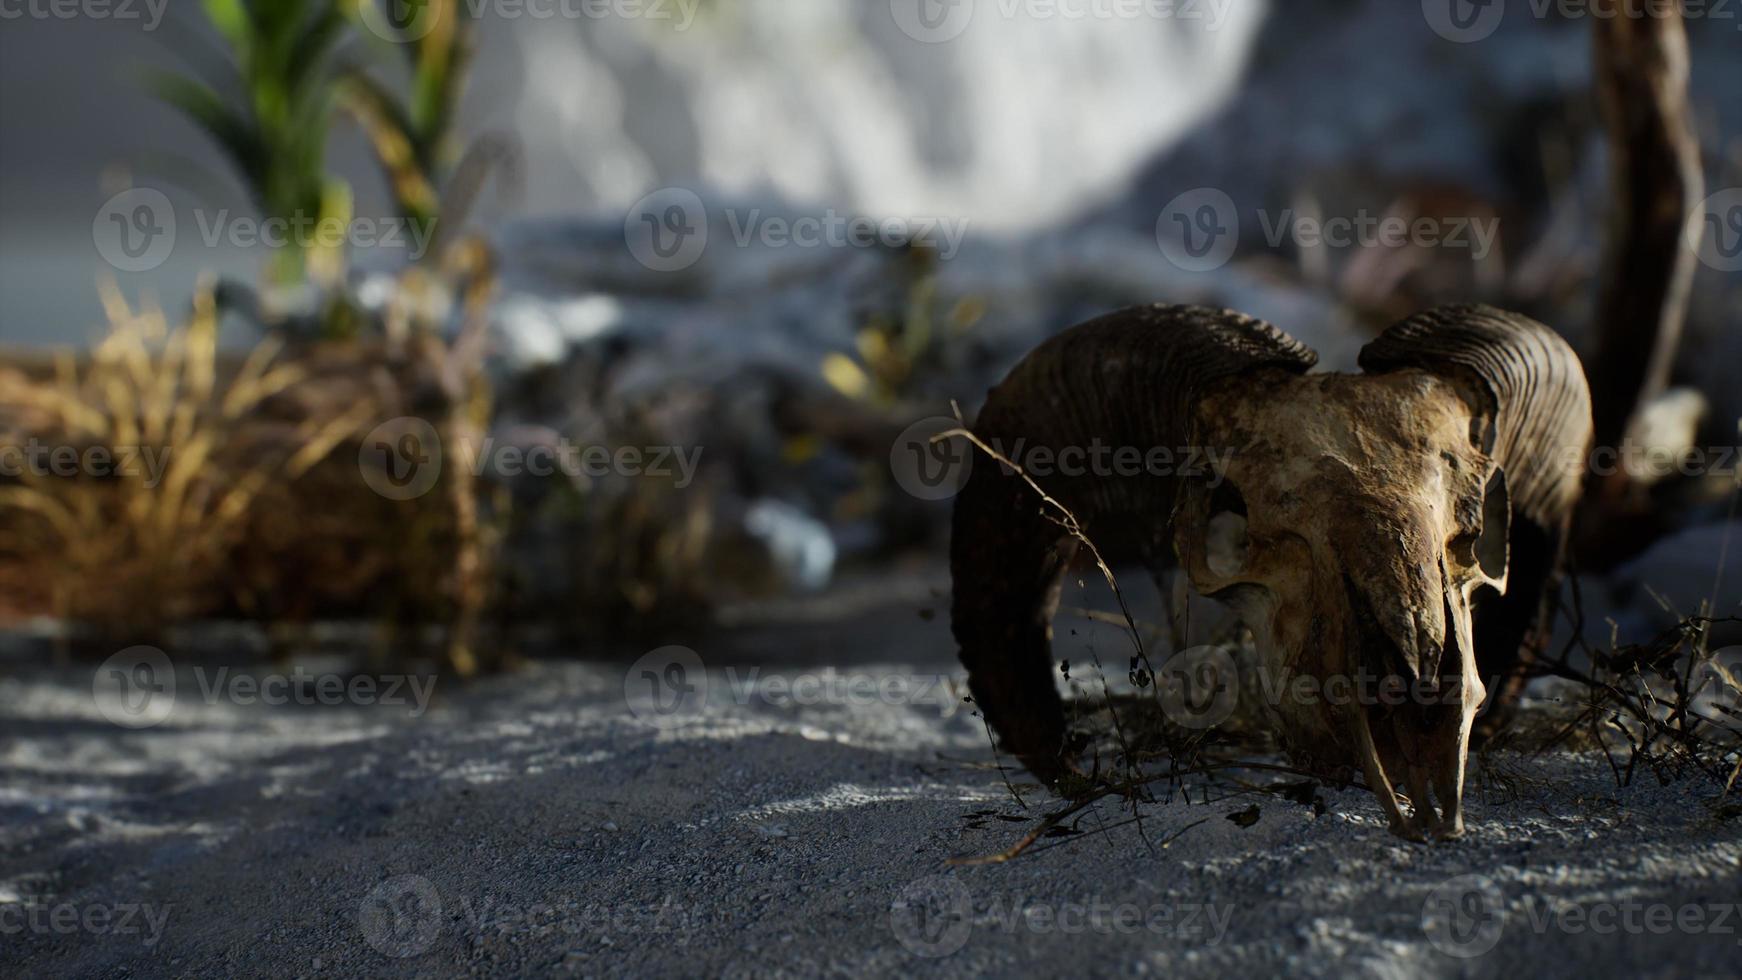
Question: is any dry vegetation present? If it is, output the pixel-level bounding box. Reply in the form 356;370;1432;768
0;265;497;671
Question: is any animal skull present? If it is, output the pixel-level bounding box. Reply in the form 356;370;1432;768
950;304;1592;840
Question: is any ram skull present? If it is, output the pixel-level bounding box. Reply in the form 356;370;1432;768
950;305;1592;840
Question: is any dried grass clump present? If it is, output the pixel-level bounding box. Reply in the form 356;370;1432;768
224;249;501;674
0;262;500;674
225;334;496;674
0;281;369;649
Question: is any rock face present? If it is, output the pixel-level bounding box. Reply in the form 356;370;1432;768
484;0;1265;230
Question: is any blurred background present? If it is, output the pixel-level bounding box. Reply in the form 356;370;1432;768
1;0;1738;668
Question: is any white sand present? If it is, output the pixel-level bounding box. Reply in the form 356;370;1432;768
1;553;1738;978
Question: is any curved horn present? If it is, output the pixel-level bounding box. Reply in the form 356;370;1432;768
950;305;1318;787
1358;304;1594;732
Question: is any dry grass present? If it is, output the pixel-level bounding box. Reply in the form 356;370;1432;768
0;256;501;673
0;280;371;650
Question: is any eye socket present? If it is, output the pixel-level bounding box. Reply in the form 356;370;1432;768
1209;480;1247;518
1449;471;1510;578
1204;480;1249;578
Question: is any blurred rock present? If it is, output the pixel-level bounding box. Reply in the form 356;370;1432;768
488;0;1266;231
1576;522;1742;651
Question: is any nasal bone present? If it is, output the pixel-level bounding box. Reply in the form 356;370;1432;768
1348;558;1448;683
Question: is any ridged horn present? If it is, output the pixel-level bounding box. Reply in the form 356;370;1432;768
950;305;1319;786
1359;305;1593;527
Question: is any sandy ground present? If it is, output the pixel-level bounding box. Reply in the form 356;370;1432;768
2;570;1740;979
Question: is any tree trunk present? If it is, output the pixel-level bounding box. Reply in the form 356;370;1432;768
1587;0;1703;452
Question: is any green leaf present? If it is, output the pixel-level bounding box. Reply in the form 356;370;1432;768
146;71;269;201
286;4;349;98
200;0;253;53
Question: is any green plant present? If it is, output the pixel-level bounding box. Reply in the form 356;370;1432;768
339;0;514;262
150;0;355;288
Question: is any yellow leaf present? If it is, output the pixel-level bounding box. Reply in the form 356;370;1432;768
820;353;870;400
